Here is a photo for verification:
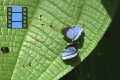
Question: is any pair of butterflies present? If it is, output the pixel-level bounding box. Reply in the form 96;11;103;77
61;26;83;60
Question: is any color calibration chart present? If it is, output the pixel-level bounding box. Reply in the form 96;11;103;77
7;7;28;28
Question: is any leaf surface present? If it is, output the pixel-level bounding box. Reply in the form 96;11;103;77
0;0;119;80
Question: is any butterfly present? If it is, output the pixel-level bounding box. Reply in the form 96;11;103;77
61;44;78;60
61;25;83;41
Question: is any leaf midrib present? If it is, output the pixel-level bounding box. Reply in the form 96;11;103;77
10;0;41;79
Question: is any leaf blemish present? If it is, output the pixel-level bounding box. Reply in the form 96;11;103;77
1;47;9;54
28;62;31;67
40;15;42;17
49;23;54;29
39;15;42;20
41;23;44;26
31;36;40;42
50;24;52;27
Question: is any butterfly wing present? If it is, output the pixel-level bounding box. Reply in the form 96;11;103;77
66;29;73;40
73;26;83;41
61;44;78;60
61;51;77;60
61;26;83;41
61;27;73;40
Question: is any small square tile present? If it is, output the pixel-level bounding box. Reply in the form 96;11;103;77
7;7;12;11
23;16;26;19
12;13;22;21
8;24;11;28
12;7;22;12
8;12;11;15
23;12;26;15
12;22;22;28
23;24;27;27
8;20;11;23
8;16;11;19
23;20;26;23
23;8;27;11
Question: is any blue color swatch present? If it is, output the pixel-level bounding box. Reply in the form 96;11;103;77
12;7;22;12
12;13;22;21
12;22;22;28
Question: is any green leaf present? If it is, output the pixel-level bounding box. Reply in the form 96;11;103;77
0;0;119;80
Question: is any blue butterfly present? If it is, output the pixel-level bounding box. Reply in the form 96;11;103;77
61;25;83;41
61;44;78;60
